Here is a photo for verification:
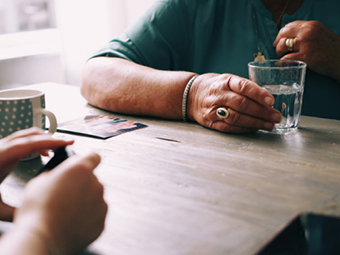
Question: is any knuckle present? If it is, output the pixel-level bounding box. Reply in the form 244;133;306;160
228;110;242;125
205;119;216;130
306;20;320;28
201;109;216;128
303;29;315;40
280;37;287;46
222;74;233;90
229;76;258;95
280;25;290;34
235;96;249;111
237;79;249;94
201;107;212;122
301;21;321;39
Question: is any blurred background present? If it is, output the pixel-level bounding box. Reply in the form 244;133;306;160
0;0;155;89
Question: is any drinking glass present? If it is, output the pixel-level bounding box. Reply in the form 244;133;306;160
248;60;307;134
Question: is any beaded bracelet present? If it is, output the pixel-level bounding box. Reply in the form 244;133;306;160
182;74;199;121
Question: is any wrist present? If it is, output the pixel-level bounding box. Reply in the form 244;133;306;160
0;226;59;255
29;228;60;255
14;213;64;255
182;74;199;121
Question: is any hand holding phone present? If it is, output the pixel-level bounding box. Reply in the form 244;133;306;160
36;147;75;176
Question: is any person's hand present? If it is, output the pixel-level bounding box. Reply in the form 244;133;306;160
0;127;74;221
13;152;107;255
187;73;282;133
273;20;340;83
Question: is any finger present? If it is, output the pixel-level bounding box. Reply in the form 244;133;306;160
280;51;303;61
226;75;275;107
220;92;282;123
8;137;73;158
51;152;101;175
275;37;290;57
211;120;258;134
275;37;301;58
79;152;101;172
3;127;45;142
221;108;276;131
38;149;51;157
1;136;74;168
273;22;300;46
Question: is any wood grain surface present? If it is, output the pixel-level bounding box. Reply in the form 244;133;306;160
1;83;339;255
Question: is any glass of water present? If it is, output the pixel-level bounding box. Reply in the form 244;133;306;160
248;60;307;134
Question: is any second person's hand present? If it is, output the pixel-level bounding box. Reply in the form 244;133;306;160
13;152;108;255
273;20;340;83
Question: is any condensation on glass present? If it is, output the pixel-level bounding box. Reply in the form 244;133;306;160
0;0;57;34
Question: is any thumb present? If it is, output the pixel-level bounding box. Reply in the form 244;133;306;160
0;194;15;222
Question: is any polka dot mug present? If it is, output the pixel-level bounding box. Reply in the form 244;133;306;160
0;89;57;139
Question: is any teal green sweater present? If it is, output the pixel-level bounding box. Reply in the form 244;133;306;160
92;0;340;120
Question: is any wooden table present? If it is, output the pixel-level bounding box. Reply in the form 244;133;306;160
1;83;340;255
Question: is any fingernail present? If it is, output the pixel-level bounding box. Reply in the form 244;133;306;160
271;113;282;123
265;97;275;106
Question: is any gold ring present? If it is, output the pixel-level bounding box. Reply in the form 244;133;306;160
216;107;230;119
285;38;295;52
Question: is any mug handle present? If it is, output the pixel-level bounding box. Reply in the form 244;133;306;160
35;108;58;134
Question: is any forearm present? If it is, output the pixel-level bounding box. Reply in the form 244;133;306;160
81;57;197;119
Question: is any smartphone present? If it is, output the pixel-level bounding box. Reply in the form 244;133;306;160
255;213;340;255
36;146;75;175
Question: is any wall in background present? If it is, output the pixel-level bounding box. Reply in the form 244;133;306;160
48;0;155;86
0;54;64;89
0;0;155;89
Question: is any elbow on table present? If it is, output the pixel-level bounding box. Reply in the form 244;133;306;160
81;74;118;113
81;73;104;110
81;59;115;109
81;76;94;103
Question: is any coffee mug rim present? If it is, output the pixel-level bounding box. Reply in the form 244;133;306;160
0;89;44;100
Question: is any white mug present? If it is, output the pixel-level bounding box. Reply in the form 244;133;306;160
0;88;57;139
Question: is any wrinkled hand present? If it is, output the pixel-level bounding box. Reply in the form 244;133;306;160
187;73;282;133
273;20;340;82
0;127;74;221
14;152;107;255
